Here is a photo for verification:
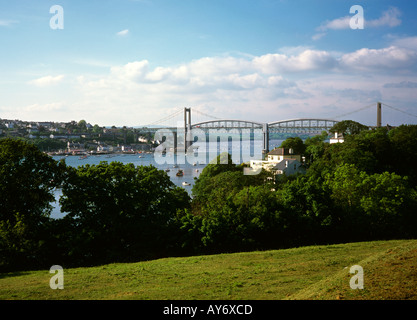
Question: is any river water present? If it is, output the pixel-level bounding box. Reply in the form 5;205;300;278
50;139;284;218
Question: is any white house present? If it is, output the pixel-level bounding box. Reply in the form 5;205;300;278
330;132;344;144
271;159;305;176
249;148;305;176
5;122;15;129
97;145;109;152
267;148;301;162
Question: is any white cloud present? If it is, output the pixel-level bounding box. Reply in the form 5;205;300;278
27;40;416;126
116;29;129;37
252;50;336;73
317;16;351;32
311;33;326;41
366;7;401;28
111;60;149;81
391;36;417;51
0;19;18;27
314;7;402;40
25;102;65;112
29;75;65;87
340;46;417;71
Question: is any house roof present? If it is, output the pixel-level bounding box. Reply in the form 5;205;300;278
268;148;295;156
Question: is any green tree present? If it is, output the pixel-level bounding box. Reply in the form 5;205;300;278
191;153;272;209
329;120;369;136
60;161;190;265
92;124;102;134
279;136;306;155
0;138;66;271
304;131;329;165
77;120;87;132
388;124;417;187
323;163;417;240
359;172;417;238
309;130;382;177
191;153;240;202
194;185;284;253
277;173;335;244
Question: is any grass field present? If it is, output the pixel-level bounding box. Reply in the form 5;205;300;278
0;239;416;300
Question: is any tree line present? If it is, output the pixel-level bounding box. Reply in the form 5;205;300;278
1;122;417;272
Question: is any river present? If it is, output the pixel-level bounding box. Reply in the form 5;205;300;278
50;139;284;218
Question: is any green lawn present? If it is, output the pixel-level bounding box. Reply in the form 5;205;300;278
1;239;416;300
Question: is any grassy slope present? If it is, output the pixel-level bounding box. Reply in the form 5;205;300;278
0;239;416;300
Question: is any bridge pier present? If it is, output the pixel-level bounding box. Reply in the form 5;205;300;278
173;131;177;152
377;102;382;128
184;107;192;151
262;123;269;159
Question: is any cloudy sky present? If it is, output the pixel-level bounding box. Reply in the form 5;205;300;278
1;0;417;127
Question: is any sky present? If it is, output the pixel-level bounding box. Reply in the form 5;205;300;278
1;0;417;127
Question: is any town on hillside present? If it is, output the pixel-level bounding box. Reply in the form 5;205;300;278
0;118;156;155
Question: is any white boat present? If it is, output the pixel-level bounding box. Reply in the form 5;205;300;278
182;181;191;186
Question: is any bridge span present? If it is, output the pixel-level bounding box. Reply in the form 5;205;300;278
141;102;412;156
144;108;339;156
186;110;338;155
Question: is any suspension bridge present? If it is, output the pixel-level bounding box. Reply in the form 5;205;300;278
137;102;417;156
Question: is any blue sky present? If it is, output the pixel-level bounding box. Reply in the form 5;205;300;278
1;0;417;126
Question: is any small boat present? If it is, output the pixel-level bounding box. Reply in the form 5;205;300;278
173;164;178;168
182;181;191;186
195;169;199;172
176;169;184;177
165;168;170;172
79;155;88;160
139;155;144;158
193;162;197;166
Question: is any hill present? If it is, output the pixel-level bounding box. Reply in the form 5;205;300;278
0;239;416;300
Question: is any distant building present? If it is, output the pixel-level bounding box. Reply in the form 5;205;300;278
249;148;305;176
271;159;306;176
330;132;344;144
97;145;109;152
267;148;301;162
121;145;133;152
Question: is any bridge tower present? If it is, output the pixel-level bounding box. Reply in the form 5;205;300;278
377;102;382;128
184;107;192;151
262;123;269;158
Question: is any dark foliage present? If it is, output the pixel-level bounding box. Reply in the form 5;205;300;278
1;124;417;271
